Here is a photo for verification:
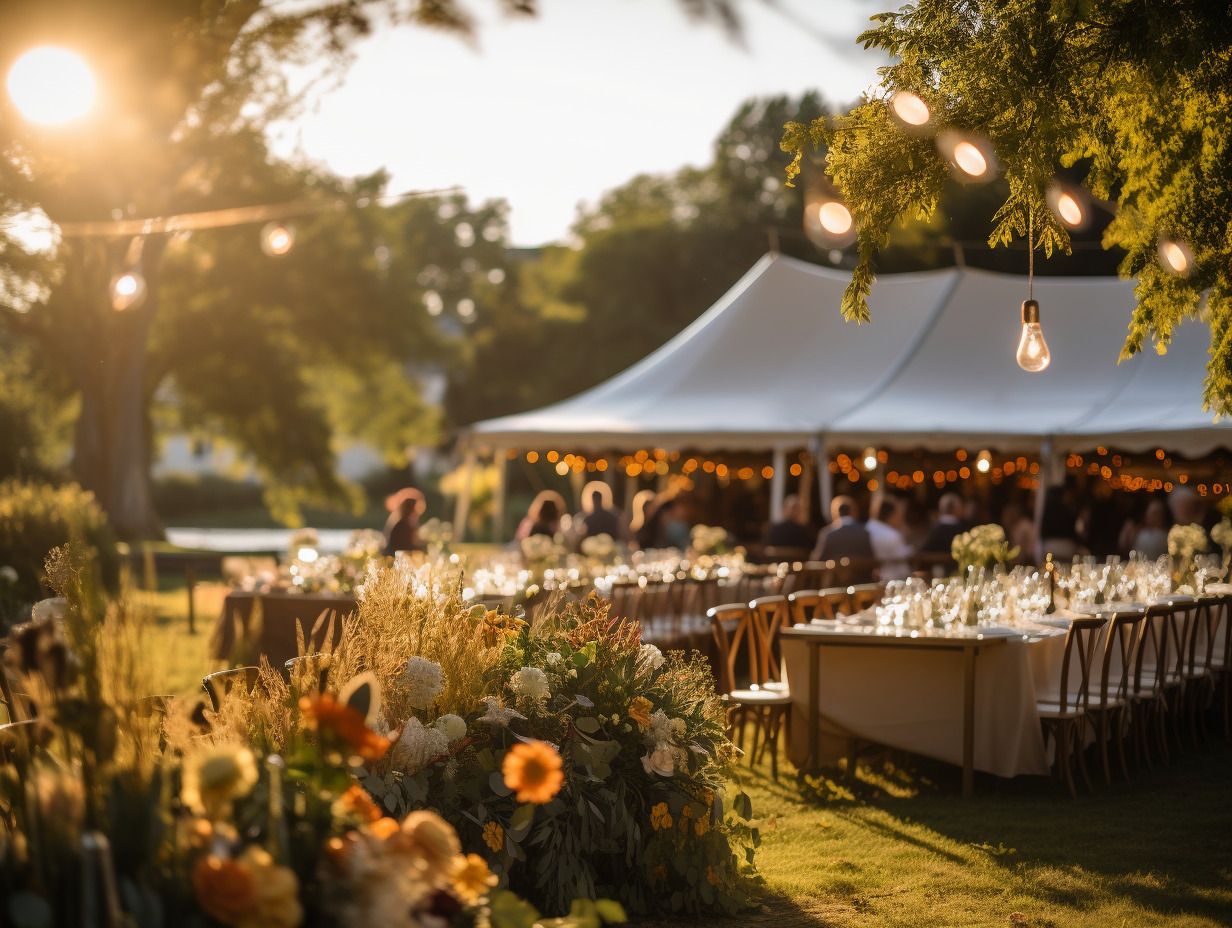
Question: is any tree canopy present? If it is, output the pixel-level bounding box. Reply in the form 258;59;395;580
781;0;1232;413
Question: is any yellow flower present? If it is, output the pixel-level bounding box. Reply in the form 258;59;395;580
694;817;710;837
236;846;303;928
451;852;498;903
182;744;259;819
706;865;720;886
501;741;565;805
483;821;505;853
650;802;673;831
628;696;653;727
400;810;462;876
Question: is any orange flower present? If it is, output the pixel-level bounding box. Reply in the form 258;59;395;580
501;740;564;805
694;817;710;837
193;855;257;924
451;853;498;903
627;696;653;727
483;821;505;853
336;784;383;822
706;865;720;886
369;817;401;841
299;693;389;762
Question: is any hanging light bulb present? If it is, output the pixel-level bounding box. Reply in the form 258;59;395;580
976;451;992;473
1046;183;1086;228
260;222;295;256
804;198;856;248
936;131;997;183
109;270;146;311
887;91;931;130
862;447;878;471
1016;300;1051;372
1158;238;1192;276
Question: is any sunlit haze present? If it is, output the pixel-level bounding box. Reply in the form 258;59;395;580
270;0;884;245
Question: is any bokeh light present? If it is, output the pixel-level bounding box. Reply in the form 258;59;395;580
261;222;295;256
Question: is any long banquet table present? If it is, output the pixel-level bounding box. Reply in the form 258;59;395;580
211;590;355;668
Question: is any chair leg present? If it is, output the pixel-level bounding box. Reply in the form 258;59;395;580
1097;712;1112;786
1058;722;1077;799
768;707;781;782
1113;707;1131;785
1155;698;1171;765
1074;721;1093;793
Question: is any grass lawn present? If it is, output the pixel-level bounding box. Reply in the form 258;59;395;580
139;578;1232;927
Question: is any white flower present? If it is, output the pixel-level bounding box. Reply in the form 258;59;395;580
545;652;563;666
641;744;675;777
1212;519;1232;550
638;643;664;670
690;524;728;555
477;696;526;728
388;717;449;773
0;566;17;584
434;713;467;742
647;709;681;745
509;667;550;701
580;533;616;560
402;657;445;709
1168;523;1209;558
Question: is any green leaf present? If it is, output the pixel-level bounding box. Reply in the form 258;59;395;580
489;770;512;797
575;716;601;734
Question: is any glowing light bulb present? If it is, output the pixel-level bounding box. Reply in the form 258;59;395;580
818;201;853;235
952;141;987;177
109;271;146;311
1016;299;1051;372
976;451;992;474
862;447;878;471
7;47;96;125
261;222;295;256
1158;239;1191;276
888;91;930;127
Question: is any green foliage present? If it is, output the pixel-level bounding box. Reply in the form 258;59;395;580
0;338;73;481
780;1;1232;410
0;478;119;607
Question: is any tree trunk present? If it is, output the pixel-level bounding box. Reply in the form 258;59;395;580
66;237;165;540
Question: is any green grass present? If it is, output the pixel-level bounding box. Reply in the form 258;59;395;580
138;577;1232;927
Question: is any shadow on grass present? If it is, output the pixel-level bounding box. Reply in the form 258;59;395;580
774;736;1232;923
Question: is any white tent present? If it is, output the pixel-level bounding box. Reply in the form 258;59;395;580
462;253;1228;534
469;252;1227;455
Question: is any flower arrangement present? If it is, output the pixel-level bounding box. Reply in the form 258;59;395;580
579;533;618;562
520;534;568;573
420;518;455;556
1212;518;1232;572
689;525;729;556
951;524;1019;574
1167;522;1209;591
0;545;629;928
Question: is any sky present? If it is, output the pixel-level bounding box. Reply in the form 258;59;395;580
270;0;886;246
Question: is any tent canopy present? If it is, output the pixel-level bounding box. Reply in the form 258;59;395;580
469;253;1228;456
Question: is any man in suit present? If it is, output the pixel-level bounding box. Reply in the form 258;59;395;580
817;499;876;583
922;492;969;572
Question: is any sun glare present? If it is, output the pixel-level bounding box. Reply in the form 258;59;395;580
7;47;96;125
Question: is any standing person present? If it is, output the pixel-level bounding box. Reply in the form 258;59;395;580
573;481;626;543
764;494;814;550
921;492;968;571
383;488;426;556
515;491;567;542
818;499;875;582
867;497;913;581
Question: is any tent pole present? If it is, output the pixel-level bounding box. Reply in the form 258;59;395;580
812;435;832;520
799;451;813;516
1033;438;1054;564
770;448;787;522
452;445;477;543
492;449;508;543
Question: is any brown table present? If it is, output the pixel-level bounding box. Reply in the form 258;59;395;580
780;624;1009;797
212;590;355;670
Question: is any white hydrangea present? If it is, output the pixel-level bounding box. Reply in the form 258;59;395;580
509;666;550;701
402;656;445;709
638;643;664;670
477;696;526;728
545;652;563;667
388;717;449;773
647;709;685;745
434;713;467;742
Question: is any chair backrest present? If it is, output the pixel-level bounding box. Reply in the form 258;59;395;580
749;595;790;686
1094;610;1145;706
846;582;885;614
202;666;262;712
788;588;850;622
1136;602;1180;694
1057;616;1106;711
605;579;642;622
1216;592;1232;672
823;556;880;589
706;602;753;695
1185;595;1222;677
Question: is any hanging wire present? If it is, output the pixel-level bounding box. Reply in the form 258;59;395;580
1028;209;1034;300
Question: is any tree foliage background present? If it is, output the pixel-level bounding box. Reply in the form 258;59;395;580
781;0;1232;412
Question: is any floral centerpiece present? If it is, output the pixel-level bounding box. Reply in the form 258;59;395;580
951;524;1019;575
0;545;627;928
1211;517;1232;576
420;517;455;558
579;532;618;563
1167;522;1209;591
689;525;730;557
520;534;568;579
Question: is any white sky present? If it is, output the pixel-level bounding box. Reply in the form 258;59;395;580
270;0;886;245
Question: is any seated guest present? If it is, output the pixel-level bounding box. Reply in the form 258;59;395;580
383;488;426;555
765;494;814;550
1040;486;1081;561
818;500;875;582
654;494;693;550
1121;497;1169;560
516;490;566;541
867;496;913;581
811;495;857;560
922;492;968;571
574;481;626;543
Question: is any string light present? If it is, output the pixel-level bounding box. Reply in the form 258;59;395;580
862;447;878;470
1158;238;1193;276
976;451;992;473
260;222;295;256
109;271;146;311
937;131;997;183
887;91;931;129
1046;182;1087;228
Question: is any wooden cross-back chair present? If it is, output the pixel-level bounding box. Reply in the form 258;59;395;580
1132;601;1186;766
1083;610;1145;785
1036;615;1106;797
787;588;851;625
1182;595;1223;746
1210;590;1232;742
845;582;885;614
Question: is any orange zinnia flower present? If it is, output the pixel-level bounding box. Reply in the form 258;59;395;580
627;696;652;727
501;740;564;804
299;693;390;762
192;855;257;924
336;784;383;822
